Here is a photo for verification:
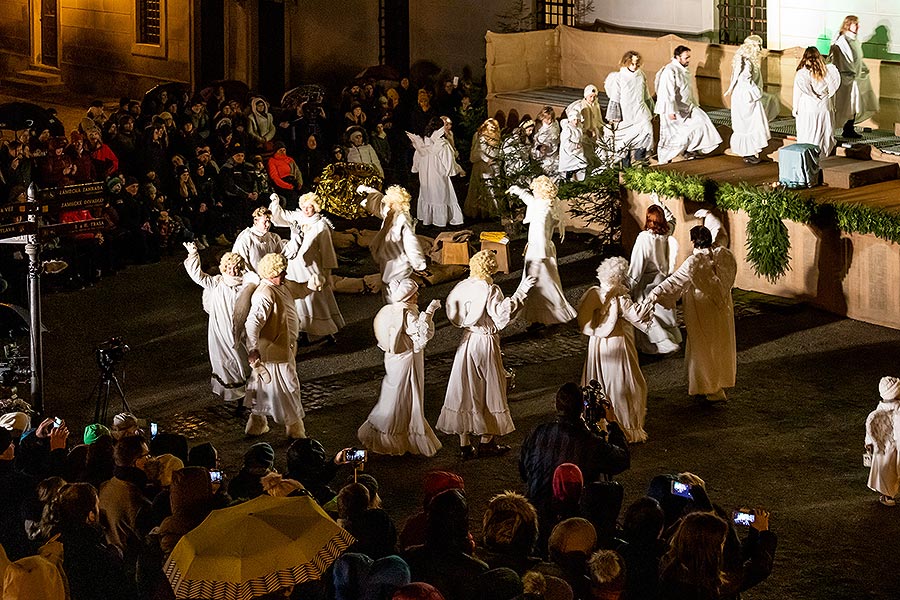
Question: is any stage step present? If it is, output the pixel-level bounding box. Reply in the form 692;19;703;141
820;157;899;189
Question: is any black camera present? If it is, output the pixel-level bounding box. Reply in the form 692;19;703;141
96;337;129;372
582;379;611;434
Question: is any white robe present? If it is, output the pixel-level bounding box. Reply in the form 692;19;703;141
627;230;682;354
361;190;428;284
532;120;561;178
578;284;649;443
464;134;499;218
792;65;841;159
510;186;576;325
409;129;464;227
650;247;737;396
603;67;655;157
829;33;878;126
558;120;586;177
654;59;723;164
725;56;775;157
183;252;258;401
269;203;345;337
865;401;900;497
231;226;298;273
437;278;527;436
358;302;442;456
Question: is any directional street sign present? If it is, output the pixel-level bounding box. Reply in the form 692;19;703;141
39;218;107;237
38;196;106;213
36;181;105;202
0;221;37;240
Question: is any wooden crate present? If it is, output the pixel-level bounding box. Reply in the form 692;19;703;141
440;241;470;265
834;143;871;160
481;240;510;273
820;157;899;189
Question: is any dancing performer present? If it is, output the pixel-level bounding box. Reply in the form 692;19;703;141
578;257;652;442
407;117;465;228
604;51;655;166
829;15;878;140
725;35;778;164
508;176;576;327
464;118;501;219
654;45;723;164
792;46;841;159
647;226;737;403
358;279;443;457
532;106;561;179
244;252;317;438
231;206;301;273
269;192;345;341
865;376;900;506
437;250;535;459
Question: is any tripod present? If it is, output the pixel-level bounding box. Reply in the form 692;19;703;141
90;363;130;424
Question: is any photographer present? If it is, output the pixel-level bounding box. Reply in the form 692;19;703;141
520;382;630;553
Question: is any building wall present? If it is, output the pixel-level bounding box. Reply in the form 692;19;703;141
582;0;716;35
0;0;31;72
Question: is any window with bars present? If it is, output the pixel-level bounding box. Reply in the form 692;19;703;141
718;0;767;46
137;0;161;46
536;0;576;29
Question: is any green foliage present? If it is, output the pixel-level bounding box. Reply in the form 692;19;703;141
833;203;900;244
559;169;622;248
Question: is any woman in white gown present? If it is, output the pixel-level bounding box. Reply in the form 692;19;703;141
464;118;501;219
578;257;652;442
792;46;841;159
725;35;778;164
358;279;442;456
531;106;561;179
627;202;682;354
604;51;655;165
865;376;900;506
407;117;465;227
269;192;345;340
558;107;587;181
508;176;577;326
183;244;258;403
648;226;737;403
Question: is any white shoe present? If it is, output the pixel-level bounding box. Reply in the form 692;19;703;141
285;420;306;439
880;495;897;506
245;413;270;436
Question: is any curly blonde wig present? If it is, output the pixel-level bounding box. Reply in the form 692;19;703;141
596;256;629;286
252;206;272;219
298;192;321;213
257;253;288;279
219;252;246;275
469;249;499;280
530;175;558;200
383;185;412;211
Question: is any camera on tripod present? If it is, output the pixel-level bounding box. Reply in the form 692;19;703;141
96;337;129;373
582;379;612;435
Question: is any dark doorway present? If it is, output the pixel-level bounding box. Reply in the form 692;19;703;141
198;0;226;84
257;0;285;98
40;0;59;67
380;0;409;73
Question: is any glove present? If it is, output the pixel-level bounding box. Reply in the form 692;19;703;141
290;221;302;238
425;299;442;315
184;241;198;254
520;275;537;293
307;273;325;292
270;192;280;204
694;209;710;219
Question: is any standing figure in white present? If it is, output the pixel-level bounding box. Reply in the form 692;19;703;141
407;116;465;228
604;51;655;167
724;35;778;164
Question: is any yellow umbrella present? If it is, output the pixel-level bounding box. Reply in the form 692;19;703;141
164;495;354;600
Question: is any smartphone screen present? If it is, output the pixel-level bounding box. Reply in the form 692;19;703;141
53;417;62;428
733;510;756;526
345;448;367;462
209;469;223;483
149;422;158;438
671;481;693;499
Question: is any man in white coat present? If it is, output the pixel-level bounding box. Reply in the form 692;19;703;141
654;46;723;164
829;15;878;140
865;376;900;506
231;206;301;273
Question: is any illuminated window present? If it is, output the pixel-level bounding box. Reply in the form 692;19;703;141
537;0;576;29
718;0;767;46
137;0;162;46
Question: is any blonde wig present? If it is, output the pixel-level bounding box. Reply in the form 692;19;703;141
469;249;499;281
298;192;321;213
596;256;629;287
257;253;288;279
479;118;501;145
252;206;272;219
218;252;247;275
383;185;412;212
530;175;558;200
735;35;763;70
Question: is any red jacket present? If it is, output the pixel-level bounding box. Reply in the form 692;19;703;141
267;153;302;191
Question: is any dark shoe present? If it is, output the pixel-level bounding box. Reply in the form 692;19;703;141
324;335;337;345
842;129;863;139
743;155;761;164
478;441;511;457
297;332;311;347
460;445;477;460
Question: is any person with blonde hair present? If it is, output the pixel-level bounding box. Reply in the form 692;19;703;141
244;252;318;438
829;15;878;139
269;191;344;342
725;35;778;164
865;376;900;506
464;117;501;218
792;46;841;159
437;249;536;459
183;243;259;411
604;51;655;166
578;257;652;443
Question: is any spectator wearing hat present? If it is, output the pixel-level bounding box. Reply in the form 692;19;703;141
86;100;108;129
228;441;276;501
284;437;351;506
110;412;142;441
185;96;211;140
587;550;626;600
346;126;384;177
399;470;465;550
218;142;261;221
0;411;31;441
534;518;598;599
247;97;277;152
108;115;138;175
83;423;110;445
268;141;303;207
65;132;97;183
111;176;152;264
475;491;541;575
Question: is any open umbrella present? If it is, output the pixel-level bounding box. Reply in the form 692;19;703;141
356;64;401;82
164;495;353;600
0;102;58;133
280;85;326;110
199;80;251;106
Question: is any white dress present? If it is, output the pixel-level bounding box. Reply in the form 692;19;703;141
792;65;841;159
269;203;345;337
578;284;649;443
361;189;428;285
464;133;499;218
725;56;775;157
829;33;878;126
627;230;682;354
603;67;654;157
408;129;465;227
183;251;258;401
654;59;723;164
510;186;577;325
358;302;442;456
558;119;586;177
437;278;527;436
231;227;298;273
865;401;900;497
532;120;561;178
650;247;737;396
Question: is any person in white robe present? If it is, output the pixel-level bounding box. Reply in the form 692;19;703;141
558;106;587;181
464;118;501;219
531;106;561;179
231;206;302;273
654;46;723;164
724;35;778;163
627;201;682;355
244;253;318;438
792;46;841;159
183;245;259;405
829;15;878;139
269;192;345;340
436;250;535;459
865;376;900;506
646;225;737;403
566;84;604;167
407;117;465;227
509;176;577;326
345;126;384;177
604;51;655;166
578;257;653;442
358;279;443;457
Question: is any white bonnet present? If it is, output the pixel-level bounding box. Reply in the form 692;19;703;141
879;376;900;400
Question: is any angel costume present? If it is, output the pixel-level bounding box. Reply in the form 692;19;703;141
231;226;299;273
829;30;878;133
358;280;442;456
792;64;841;159
509;185;577;325
558;113;587;180
408;129;465;227
627;227;682;355
566;85;605;164
183;250;259;402
464;132;500;218
578;282;650;442
532;119;561;178
654;59;722;164
269;200;345;337
603;67;654;159
725;55;777;158
436;276;532;440
865;377;900;500
649;246;737;400
360;187;428;286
